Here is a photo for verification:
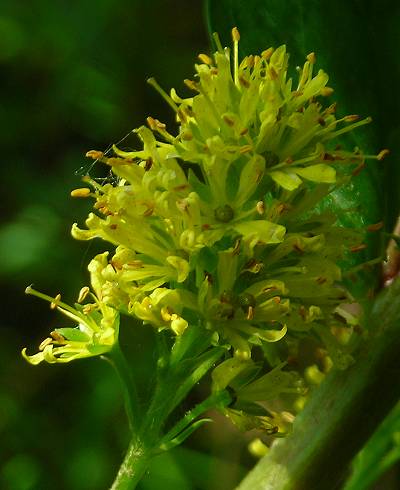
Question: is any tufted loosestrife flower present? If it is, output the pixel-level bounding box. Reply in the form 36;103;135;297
24;27;387;441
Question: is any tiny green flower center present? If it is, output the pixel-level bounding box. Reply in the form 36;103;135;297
214;204;234;223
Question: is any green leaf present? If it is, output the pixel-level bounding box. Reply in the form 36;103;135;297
159;418;213;451
343;402;400;490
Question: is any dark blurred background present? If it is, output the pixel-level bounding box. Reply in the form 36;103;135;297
0;1;253;489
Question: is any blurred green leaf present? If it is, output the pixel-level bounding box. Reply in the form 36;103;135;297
343;402;400;490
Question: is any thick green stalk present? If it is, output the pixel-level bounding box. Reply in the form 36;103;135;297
110;439;150;490
236;278;400;490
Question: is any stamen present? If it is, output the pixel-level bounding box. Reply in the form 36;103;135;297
231;27;240;87
147;78;178;112
212;32;224;53
25;286;82;317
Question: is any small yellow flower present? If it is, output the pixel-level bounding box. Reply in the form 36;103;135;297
22;253;119;365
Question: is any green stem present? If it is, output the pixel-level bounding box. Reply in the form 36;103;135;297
236;278;400;490
110;439;150;490
104;344;141;433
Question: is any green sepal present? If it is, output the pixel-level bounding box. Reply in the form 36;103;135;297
54;327;91;342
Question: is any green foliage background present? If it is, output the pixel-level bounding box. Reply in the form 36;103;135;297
1;0;400;489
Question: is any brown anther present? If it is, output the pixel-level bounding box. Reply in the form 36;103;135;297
83;304;95;315
325;103;337;114
111;259;122;270
239;127;249;136
272;296;281;304
50;293;61;310
86;150;104;160
367;221;384;232
205;272;213;284
350;244;367;253
307;52;316;64
144;157;153;171
173;184;189;192
223;115;235;127
285;157;294;164
299;306;306;320
233;239;241;255
256;201;265;215
177;199;189;213
323;153;335;161
210;68;218;75
198;53;213;65
143;207;154;217
71;188;91;198
181;131;193;141
146;116;157;130
77;286;90;303
287;356;298;366
184;79;199;91
246;55;255;67
292;90;304;97
320;87;334;97
293;244;304;254
261;47;274;60
231;27;240;41
316;277;327;285
277;203;289;215
239;76;250;88
177;109;187;123
246;306;254;320
352;162;365;176
128;260;144;269
202;223;211;230
109;224;118;230
50;331;65;342
39;337;53;351
268;66;278;80
344;115;360;122
318;117;326;126
377;149;390;161
239;145;252;154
